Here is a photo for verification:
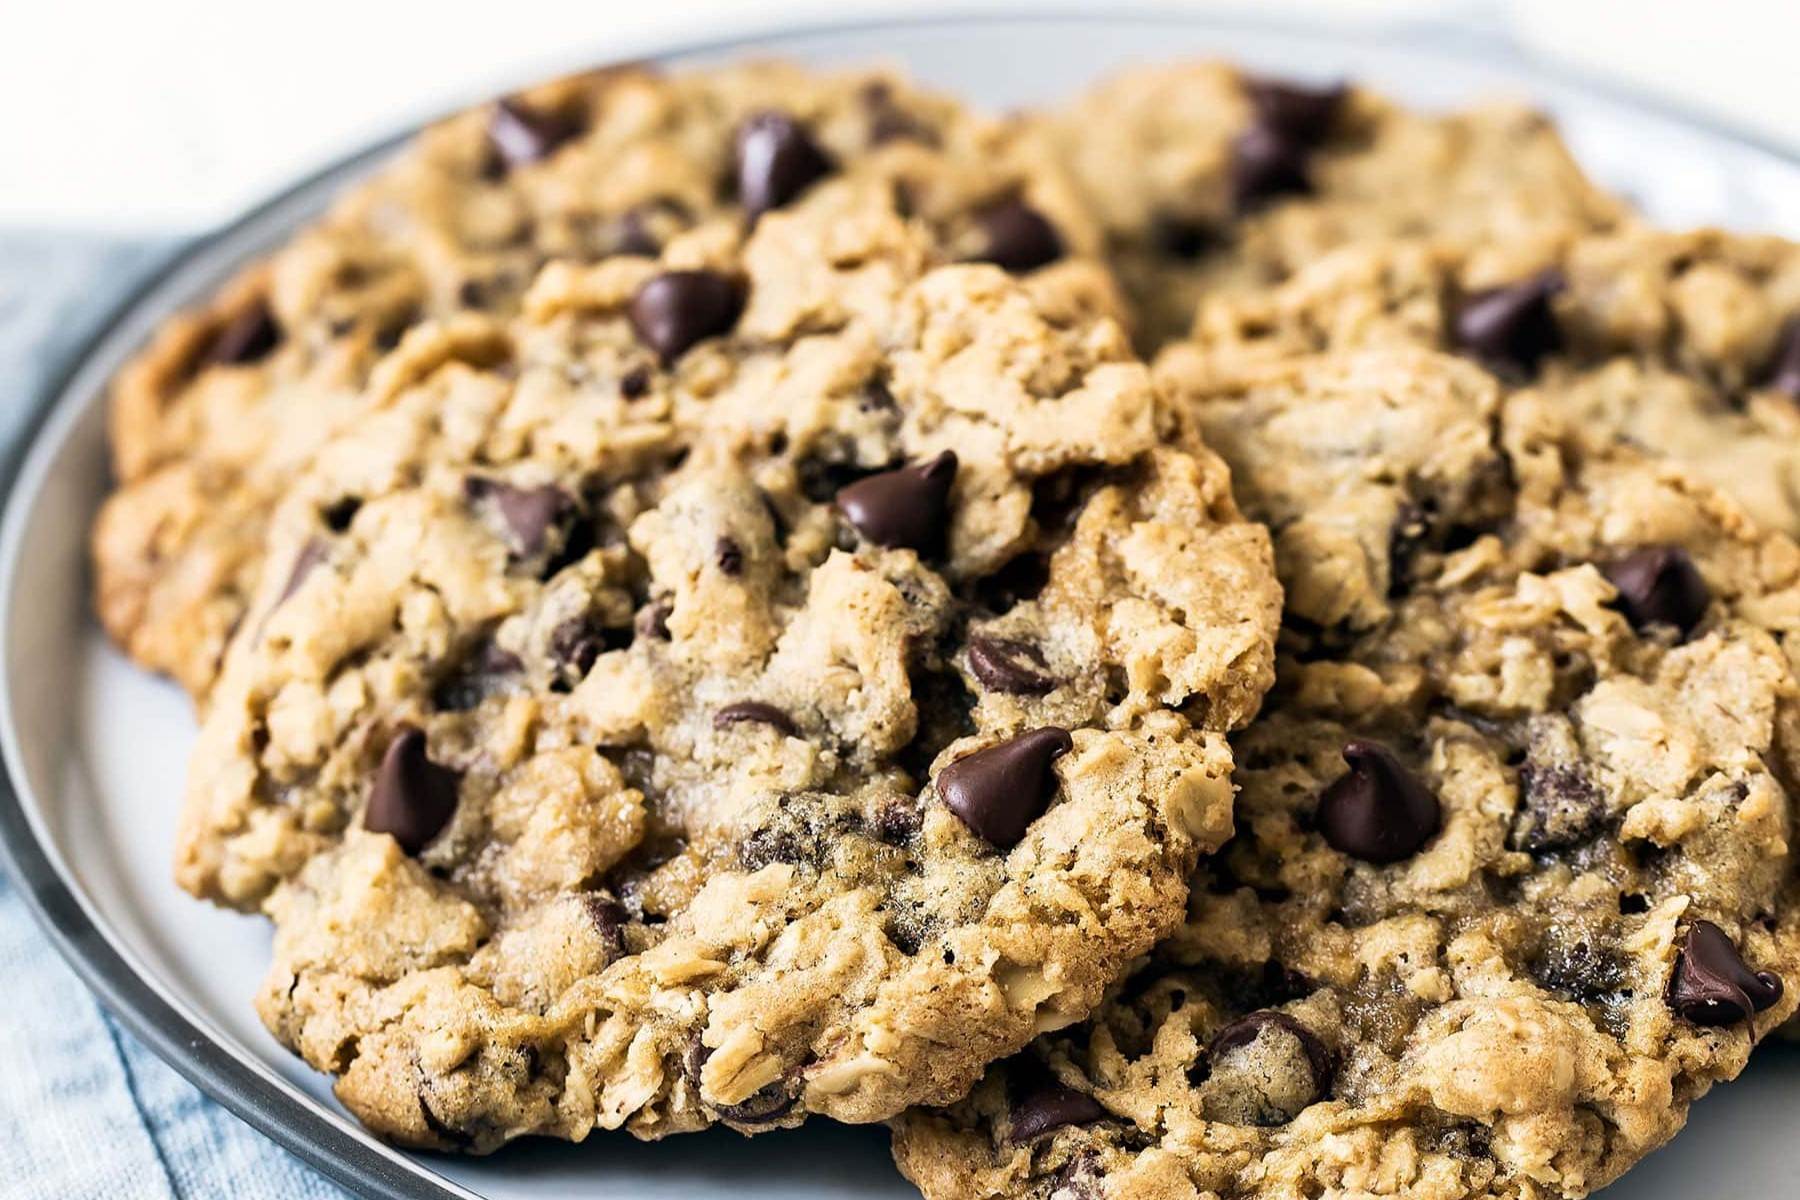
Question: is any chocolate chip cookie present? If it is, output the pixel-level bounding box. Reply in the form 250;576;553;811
172;162;1279;1147
1045;62;1628;351
93;60;1106;700
1178;226;1800;540
892;347;1800;1200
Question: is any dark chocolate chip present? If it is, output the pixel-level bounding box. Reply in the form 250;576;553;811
636;600;672;641
1009;1083;1106;1143
207;298;282;366
582;893;628;956
364;727;461;854
971;199;1065;273
684;1039;797;1126
714;535;744;576
1601;545;1710;637
1208;1010;1334;1101
276;538;329;605
1230;122;1312;210
620;365;652;398
713;702;796;736
1451;269;1565;376
321;496;361;533
1243;77;1348;144
627;270;745;364
464;477;572;557
1316;740;1442;864
1766;318;1800;400
548;615;606;683
835;451;957;555
1668;920;1783;1026
967;635;1057;695
735;110;833;219
487;98;580;171
937;726;1073;848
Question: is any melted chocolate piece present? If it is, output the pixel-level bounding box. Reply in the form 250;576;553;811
713;702;797;736
1316;740;1442;864
364;727;461;854
735;110;833;218
937;727;1073;848
1668;920;1783;1026
971;199;1065;273
1601;545;1710;637
627;271;745;364
967;635;1057;694
1451;269;1566;376
835;451;957;554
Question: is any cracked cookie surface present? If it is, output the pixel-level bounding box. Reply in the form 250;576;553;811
1179;226;1800;540
93;60;1106;700
174;169;1279;1148
892;347;1800;1200
1045;62;1628;352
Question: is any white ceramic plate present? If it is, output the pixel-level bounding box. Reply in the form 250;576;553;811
5;10;1800;1200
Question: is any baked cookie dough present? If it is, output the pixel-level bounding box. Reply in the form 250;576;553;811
93;60;1106;700
1178;226;1800;539
174;170;1279;1147
892;347;1800;1200
1044;62;1628;352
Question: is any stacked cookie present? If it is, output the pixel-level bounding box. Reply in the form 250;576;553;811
91;58;1800;1199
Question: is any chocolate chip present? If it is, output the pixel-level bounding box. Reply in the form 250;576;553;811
582;893;627;957
684;1039;797;1126
1668;920;1783;1026
1601;545;1709;637
1766;319;1800;400
1230;122;1312;210
464;477;572;557
1243;76;1347;144
620;365;652;398
207;298;281;366
714;535;744;576
548;615;606;684
971;199;1064;273
713;702;796;736
364;727;461;854
735;110;833;219
431;640;522;712
835;451;957;555
627;271;745;364
937;727;1073;848
1451;269;1565;376
1316;740;1441;864
276;538;329;605
487;98;579;171
1208;1011;1334;1101
967;635;1056;695
1009;1083;1105;1143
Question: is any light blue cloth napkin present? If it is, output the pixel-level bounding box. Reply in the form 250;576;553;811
0;234;351;1200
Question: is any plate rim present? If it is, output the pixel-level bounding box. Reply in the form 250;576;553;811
4;6;1800;1199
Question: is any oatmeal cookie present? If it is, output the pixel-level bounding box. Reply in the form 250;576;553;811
1180;226;1800;539
1045;62;1627;351
892;347;1800;1200
94;60;1105;700
173;177;1278;1147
